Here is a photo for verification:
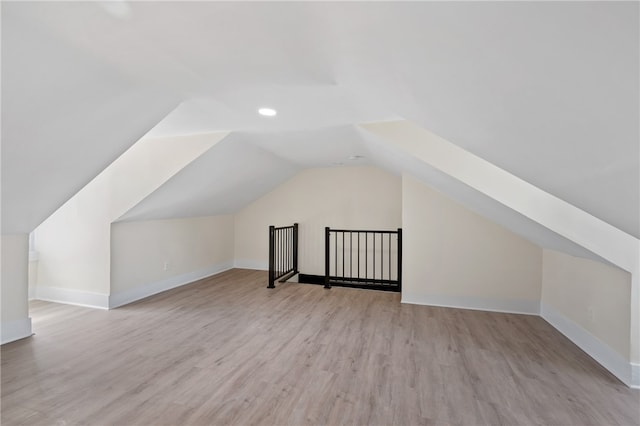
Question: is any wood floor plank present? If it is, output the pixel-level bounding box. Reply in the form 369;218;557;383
2;269;638;425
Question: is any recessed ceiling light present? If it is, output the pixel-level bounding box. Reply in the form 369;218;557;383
258;107;277;117
348;155;365;161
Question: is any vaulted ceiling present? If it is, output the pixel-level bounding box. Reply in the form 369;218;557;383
2;2;638;252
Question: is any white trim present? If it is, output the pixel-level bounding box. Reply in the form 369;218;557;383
33;286;109;309
1;318;33;345
631;363;640;389
233;259;268;271
540;303;633;387
109;261;234;309
401;293;540;315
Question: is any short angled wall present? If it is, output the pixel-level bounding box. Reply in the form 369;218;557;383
541;249;635;387
541;302;635;387
110;215;235;308
33;132;228;299
401;175;542;315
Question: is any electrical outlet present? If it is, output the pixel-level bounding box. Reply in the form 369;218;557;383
587;306;595;322
163;261;169;271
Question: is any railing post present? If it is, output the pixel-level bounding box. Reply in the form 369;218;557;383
268;225;275;288
397;228;402;292
293;223;299;274
324;227;331;289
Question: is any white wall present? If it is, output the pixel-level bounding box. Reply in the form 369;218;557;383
28;251;38;300
541;249;634;385
401;175;542;314
109;215;235;307
1;234;32;344
234;166;402;275
33;133;226;308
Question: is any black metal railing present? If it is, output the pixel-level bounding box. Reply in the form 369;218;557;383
268;223;299;288
324;227;402;292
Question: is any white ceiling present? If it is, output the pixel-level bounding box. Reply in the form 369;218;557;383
2;2;638;245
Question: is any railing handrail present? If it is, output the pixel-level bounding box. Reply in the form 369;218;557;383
272;225;296;231
327;228;400;234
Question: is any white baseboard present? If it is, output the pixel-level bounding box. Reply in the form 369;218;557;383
1;317;33;345
109;261;234;309
233;260;268;271
632;363;640;389
540;303;634;387
401;293;540;315
34;286;109;309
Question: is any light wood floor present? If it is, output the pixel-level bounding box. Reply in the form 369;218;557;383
2;269;639;426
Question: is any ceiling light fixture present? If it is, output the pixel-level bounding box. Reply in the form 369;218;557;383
258;107;277;117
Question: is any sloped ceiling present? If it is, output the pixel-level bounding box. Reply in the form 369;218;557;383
117;134;301;222
1;3;180;233
2;2;638;245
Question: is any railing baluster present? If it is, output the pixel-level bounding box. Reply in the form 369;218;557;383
333;232;338;277
388;232;391;281
357;232;360;279
397;229;402;291
380;232;383;281
290;227;292;273
365;233;368;281
342;232;345;278
279;229;284;273
268;226;275;288
349;232;352;278
373;232;376;282
324;227;331;289
288;227;290;273
293;224;298;273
